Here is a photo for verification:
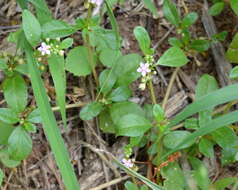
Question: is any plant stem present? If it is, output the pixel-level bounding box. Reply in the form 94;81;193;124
85;4;99;87
162;67;180;109
148;79;157;105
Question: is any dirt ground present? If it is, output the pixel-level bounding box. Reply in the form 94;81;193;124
0;0;238;190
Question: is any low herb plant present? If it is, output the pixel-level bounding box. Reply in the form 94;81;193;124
0;0;237;189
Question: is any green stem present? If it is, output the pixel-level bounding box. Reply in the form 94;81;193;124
162;67;180;109
85;4;99;87
148;79;157;105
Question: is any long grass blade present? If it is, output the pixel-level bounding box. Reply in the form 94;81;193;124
25;42;80;190
169;83;238;127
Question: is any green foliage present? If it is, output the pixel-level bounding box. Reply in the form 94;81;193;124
163;0;180;26
7;127;32;161
156;47;188;67
181;12;198;29
22;10;41;47
134;26;153;55
80;102;104;121
190;39;210;52
66;46;95;76
42;20;77;39
48;55;66;126
0;169;3;187
230;0;238;16
3;74;28;113
230;66;238;78
226;33;238;63
209;2;225;16
143;0;158;18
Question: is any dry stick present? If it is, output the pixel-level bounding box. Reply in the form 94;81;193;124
202;0;232;87
54;0;62;18
52;102;87;111
2;170;14;190
89;176;130;190
162;67;180;110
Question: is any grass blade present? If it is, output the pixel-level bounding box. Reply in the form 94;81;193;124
48;55;66;127
105;0;120;49
25;43;80;190
169;83;238;127
161;110;238;161
113;158;164;190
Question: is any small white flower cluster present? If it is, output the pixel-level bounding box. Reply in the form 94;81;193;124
38;38;64;57
88;0;103;6
122;158;134;168
137;55;156;90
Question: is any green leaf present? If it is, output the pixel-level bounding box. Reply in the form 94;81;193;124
48;55;66;127
181;12;198;29
60;38;74;49
3;74;28;113
99;109;116;133
221;147;238;165
8;127;32;161
199;138;214;158
23;122;37;133
169;83;238;127
214;177;238;190
0;168;3;187
134;26;152;55
0;149;21;168
25;42;80;189
211;127;238;149
189;157;210;190
22;10;41;47
125;181;139;190
209;2;225;16
226;33;238;63
190;39;210;52
110;101;145;124
42;20;76;39
80;102;104;121
0;108;19;124
143;0;159;18
108;86;132;102
66;46;94;76
17;0;28;9
99;49;122;67
195;74;218;99
230;66;238;78
115;54;142;85
27;109;42;123
168;37;183;48
0;122;14;145
212;31;228;42
99;69;117;95
163;130;195;149
195;74;218;127
153;104;165;123
163;0;180;26
156;47;188;67
230;0;238;16
116;114;152;137
161;162;185;190
28;0;52;25
184;118;199;129
0;59;7;70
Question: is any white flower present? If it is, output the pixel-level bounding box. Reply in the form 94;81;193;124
38;42;51;56
89;0;103;6
137;62;151;77
122;158;134;168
